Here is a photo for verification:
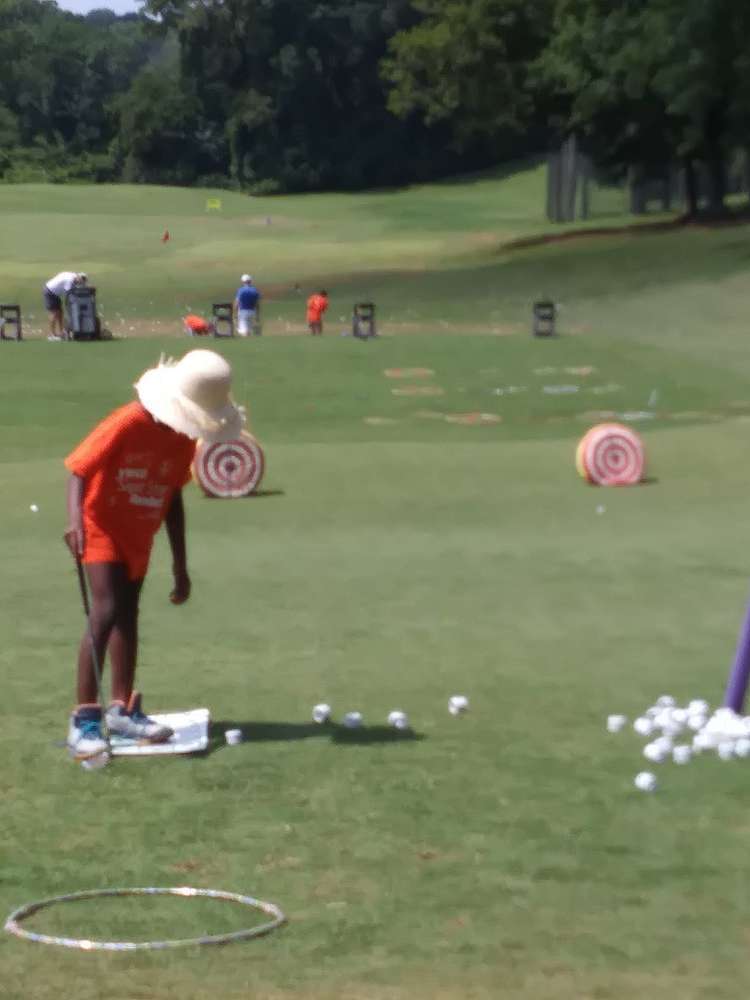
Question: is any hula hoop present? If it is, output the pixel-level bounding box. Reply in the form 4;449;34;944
4;886;286;951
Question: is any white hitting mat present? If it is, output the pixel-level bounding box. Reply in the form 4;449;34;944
110;708;210;757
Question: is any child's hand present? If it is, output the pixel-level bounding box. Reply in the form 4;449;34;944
170;569;191;605
63;524;85;558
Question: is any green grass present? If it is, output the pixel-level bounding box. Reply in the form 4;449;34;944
4;169;750;998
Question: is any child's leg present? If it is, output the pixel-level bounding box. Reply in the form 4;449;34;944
103;570;173;744
76;562;128;704
108;577;144;705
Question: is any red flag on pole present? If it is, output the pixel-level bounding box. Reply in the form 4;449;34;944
161;229;170;243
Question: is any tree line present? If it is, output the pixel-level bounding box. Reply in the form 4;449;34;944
2;0;747;214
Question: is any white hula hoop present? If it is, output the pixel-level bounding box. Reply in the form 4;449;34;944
4;886;286;951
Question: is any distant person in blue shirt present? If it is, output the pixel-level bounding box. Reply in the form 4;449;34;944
234;274;261;336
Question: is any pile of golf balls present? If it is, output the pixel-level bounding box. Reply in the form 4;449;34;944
607;694;750;792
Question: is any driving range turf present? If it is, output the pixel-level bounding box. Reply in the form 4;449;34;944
4;169;750;998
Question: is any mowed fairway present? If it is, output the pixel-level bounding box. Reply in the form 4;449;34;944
4;174;750;999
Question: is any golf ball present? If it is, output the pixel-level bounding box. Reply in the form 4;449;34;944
29;504;38;513
692;731;715;752
225;728;243;745
634;771;657;792
633;717;655;737
653;735;673;752
448;695;469;716
643;741;668;763
81;751;110;771
654;709;674;729
312;703;332;724
688;699;709;716
717;741;735;760
735;737;750;758
672;745;692;765
661;722;683;739
387;710;409;730
342;711;363;729
606;714;627;733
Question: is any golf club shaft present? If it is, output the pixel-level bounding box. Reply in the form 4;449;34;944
75;556;110;743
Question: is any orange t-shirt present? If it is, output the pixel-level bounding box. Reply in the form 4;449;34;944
65;401;196;577
306;294;328;323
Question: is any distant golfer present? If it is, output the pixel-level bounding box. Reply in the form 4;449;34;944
306;290;329;336
234;274;261;337
183;313;215;336
63;350;245;760
43;271;87;341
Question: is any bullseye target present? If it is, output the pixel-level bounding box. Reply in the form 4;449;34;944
193;432;265;498
576;423;645;486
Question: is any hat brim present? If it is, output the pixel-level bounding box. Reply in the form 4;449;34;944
134;366;245;443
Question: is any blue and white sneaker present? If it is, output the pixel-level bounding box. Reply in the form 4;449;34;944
105;691;173;745
67;704;109;760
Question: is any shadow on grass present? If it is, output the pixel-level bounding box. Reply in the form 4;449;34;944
207;719;424;754
202;489;285;500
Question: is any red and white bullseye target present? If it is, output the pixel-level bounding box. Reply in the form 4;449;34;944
576;423;645;486
193;432;265;498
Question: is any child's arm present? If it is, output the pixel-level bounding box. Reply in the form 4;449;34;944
64;473;86;558
64;404;131;557
165;488;191;605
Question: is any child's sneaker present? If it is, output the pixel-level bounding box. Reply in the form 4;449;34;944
105;691;174;744
67;704;109;760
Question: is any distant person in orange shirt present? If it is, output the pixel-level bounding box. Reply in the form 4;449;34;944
306;289;329;336
63;350;245;760
183;314;214;336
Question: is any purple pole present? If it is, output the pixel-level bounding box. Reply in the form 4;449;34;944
724;600;750;712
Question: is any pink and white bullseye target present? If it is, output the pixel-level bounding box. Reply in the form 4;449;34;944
193;431;265;498
576;423;645;486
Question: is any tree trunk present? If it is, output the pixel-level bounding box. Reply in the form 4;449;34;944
662;174;671;212
707;155;726;213
563;134;578;222
683;157;699;217
546;151;561;222
704;102;727;214
580;155;590;220
628;165;645;214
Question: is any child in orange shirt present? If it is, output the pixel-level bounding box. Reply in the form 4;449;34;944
183;314;215;336
306;290;329;335
64;349;244;760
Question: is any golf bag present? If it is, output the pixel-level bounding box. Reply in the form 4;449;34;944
211;303;234;338
66;285;100;341
353;302;376;339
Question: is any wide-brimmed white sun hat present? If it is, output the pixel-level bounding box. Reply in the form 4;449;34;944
134;350;245;443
